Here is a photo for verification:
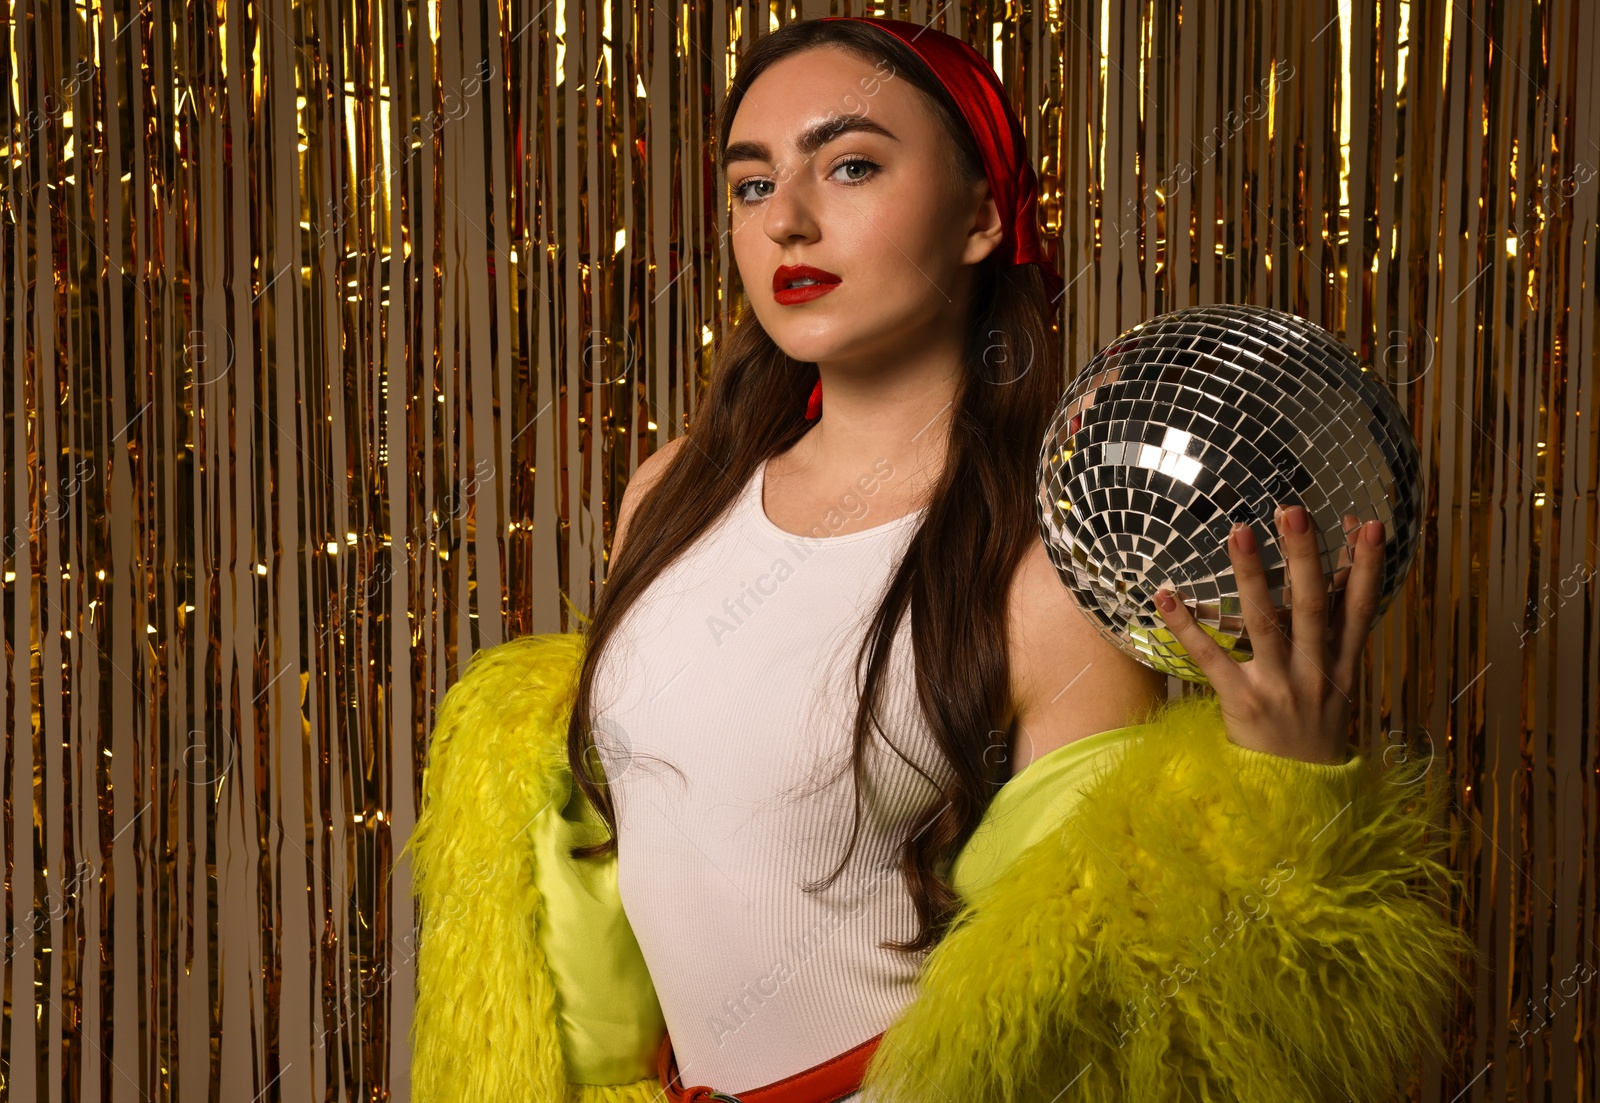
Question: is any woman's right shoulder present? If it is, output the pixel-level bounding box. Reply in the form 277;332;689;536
612;435;689;563
636;433;689;483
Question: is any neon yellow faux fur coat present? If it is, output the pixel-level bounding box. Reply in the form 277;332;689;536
407;631;1476;1103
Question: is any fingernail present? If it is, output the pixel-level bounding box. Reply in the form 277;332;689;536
1364;520;1384;546
1231;522;1256;554
1155;589;1175;612
1286;506;1309;534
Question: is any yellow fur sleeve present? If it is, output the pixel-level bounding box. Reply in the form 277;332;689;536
406;633;665;1103
859;692;1479;1103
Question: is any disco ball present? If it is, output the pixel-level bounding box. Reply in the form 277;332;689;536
1036;304;1423;683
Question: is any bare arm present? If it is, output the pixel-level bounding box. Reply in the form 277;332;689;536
1005;540;1169;776
610;435;687;567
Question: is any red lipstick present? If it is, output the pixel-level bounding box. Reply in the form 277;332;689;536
773;264;842;306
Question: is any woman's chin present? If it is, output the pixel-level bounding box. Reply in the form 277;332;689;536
760;302;944;368
766;333;853;365
764;325;893;369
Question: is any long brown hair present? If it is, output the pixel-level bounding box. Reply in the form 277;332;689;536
566;17;1062;953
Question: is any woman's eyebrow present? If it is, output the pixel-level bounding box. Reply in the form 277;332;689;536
722;115;899;170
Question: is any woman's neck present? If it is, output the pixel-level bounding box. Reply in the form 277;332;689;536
771;371;957;517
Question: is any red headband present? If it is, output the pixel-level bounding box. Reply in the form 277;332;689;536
803;16;1064;419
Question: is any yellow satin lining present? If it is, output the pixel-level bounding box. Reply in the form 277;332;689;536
950;723;1143;902
531;769;666;1085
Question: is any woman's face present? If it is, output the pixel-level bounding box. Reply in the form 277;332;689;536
723;46;1003;369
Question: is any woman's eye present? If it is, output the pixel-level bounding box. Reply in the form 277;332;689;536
832;157;879;184
733;178;774;204
732;158;883;203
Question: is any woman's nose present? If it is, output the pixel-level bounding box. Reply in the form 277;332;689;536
762;170;820;244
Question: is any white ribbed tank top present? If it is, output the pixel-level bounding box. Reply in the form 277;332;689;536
589;455;954;1097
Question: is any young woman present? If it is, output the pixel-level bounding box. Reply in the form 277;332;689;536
410;17;1473;1103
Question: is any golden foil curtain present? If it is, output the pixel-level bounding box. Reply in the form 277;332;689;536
0;0;1595;1099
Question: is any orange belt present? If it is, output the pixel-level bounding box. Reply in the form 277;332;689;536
656;1030;884;1103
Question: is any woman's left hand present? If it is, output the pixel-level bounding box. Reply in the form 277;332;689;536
1152;503;1388;764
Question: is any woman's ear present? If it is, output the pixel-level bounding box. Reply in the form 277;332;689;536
962;180;1005;266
